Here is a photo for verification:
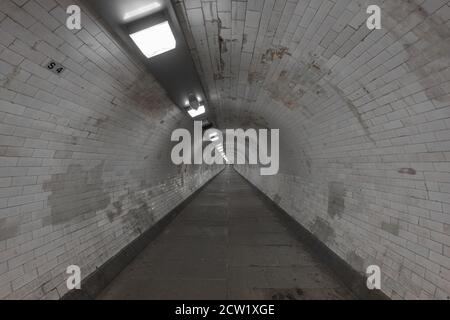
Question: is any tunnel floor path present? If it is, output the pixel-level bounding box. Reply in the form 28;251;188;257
98;167;355;300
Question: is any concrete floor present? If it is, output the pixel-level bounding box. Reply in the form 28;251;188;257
99;167;355;300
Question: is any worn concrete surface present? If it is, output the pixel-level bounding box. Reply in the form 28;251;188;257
98;167;355;300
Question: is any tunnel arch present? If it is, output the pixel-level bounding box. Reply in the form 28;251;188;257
0;0;449;301
176;0;450;300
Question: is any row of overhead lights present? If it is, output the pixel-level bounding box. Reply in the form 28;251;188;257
216;144;229;162
209;132;229;162
185;94;206;118
125;2;226;165
126;3;207;119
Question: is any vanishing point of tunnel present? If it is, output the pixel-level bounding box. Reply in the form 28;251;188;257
0;0;450;303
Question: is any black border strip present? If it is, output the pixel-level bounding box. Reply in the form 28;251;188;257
233;167;389;300
62;168;224;300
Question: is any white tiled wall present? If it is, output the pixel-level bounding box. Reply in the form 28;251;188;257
0;0;221;299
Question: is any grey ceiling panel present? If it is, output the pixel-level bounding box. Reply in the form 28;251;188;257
82;0;211;122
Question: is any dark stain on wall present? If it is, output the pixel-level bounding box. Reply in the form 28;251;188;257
106;201;123;222
381;221;399;236
216;18;227;80
262;51;376;143
242;33;247;46
0;218;19;241
311;217;335;244
238;110;270;129
248;70;266;85
327;182;345;219
86;116;109;128
2;66;20;87
121;199;155;237
398;168;416;175
43;162;110;225
273;194;282;205
384;1;450;103
263;57;327;113
266;70;305;110
346;251;365;272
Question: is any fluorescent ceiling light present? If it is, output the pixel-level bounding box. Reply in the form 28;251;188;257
130;21;176;58
188;94;200;110
124;3;161;20
187;105;205;118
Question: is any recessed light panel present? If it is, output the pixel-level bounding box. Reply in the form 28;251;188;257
130;21;176;58
187;105;206;118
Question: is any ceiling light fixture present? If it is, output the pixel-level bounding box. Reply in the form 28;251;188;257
188;94;200;110
187;105;206;118
124;2;162;21
130;21;176;58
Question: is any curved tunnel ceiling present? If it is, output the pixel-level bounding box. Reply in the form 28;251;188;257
174;0;450;173
174;0;449;128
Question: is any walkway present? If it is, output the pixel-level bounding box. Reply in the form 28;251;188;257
99;167;355;300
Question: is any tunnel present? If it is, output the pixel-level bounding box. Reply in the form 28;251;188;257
0;0;450;304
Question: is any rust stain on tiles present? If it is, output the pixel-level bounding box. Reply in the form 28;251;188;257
261;47;291;64
266;70;305;110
